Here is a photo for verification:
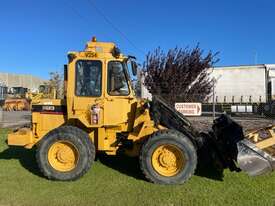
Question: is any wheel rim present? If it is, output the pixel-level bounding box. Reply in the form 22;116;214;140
48;141;79;172
151;144;185;177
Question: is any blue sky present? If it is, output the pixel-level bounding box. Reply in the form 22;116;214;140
0;0;275;79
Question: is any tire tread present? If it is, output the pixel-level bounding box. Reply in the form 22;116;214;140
139;129;197;184
36;126;95;181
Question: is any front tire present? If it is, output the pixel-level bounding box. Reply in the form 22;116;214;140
140;130;197;184
36;126;95;181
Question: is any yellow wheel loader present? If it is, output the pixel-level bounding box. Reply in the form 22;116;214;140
7;37;275;184
26;84;57;106
3;87;30;111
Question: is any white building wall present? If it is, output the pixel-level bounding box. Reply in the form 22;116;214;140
210;65;267;103
268;67;275;99
140;73;152;100
0;73;46;92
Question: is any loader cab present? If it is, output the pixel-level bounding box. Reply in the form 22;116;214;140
9;87;28;98
66;37;138;130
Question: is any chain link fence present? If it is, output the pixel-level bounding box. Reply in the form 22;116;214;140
172;92;275;134
0;110;31;128
0;91;274;133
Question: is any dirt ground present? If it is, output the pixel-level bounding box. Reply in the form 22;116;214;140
187;115;275;134
0;111;31;128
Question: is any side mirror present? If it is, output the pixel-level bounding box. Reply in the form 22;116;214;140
131;61;138;76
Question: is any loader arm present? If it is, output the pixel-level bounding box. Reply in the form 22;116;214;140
149;96;200;146
149;96;244;171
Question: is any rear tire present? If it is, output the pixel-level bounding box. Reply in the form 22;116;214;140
36;126;95;181
140;130;197;184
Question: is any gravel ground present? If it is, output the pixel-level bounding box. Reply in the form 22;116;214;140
0;111;31;128
187;115;275;134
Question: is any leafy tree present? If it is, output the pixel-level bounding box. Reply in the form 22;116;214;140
47;71;63;98
142;45;218;104
133;72;142;97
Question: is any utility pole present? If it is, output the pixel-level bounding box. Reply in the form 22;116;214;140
213;74;222;120
213;80;215;120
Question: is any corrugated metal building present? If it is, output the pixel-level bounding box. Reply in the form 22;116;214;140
0;72;46;92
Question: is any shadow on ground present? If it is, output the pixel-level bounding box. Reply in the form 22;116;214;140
195;160;224;181
0;147;43;177
98;153;225;182
0;147;225;182
97;154;146;181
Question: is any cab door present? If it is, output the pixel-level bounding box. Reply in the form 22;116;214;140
103;60;136;127
73;59;104;126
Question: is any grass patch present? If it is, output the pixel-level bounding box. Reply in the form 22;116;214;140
0;129;274;206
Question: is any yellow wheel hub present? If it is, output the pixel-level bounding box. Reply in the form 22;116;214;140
152;144;185;177
48;141;79;172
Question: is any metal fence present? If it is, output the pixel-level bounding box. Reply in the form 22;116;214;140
172;92;275;134
0;111;31;128
0;84;7;101
0;91;274;133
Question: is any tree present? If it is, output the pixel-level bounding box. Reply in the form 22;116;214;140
47;71;63;98
133;71;142;97
142;45;218;104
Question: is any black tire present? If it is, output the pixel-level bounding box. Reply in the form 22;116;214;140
139;130;197;184
36;126;95;181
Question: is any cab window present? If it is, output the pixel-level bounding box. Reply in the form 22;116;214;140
75;60;102;97
107;61;129;96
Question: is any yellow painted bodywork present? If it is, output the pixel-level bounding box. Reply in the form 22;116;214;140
8;99;67;148
48;140;79;172
246;125;275;156
151;144;185;177
7;38;161;157
27;85;56;105
8;128;34;148
3;98;29;111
